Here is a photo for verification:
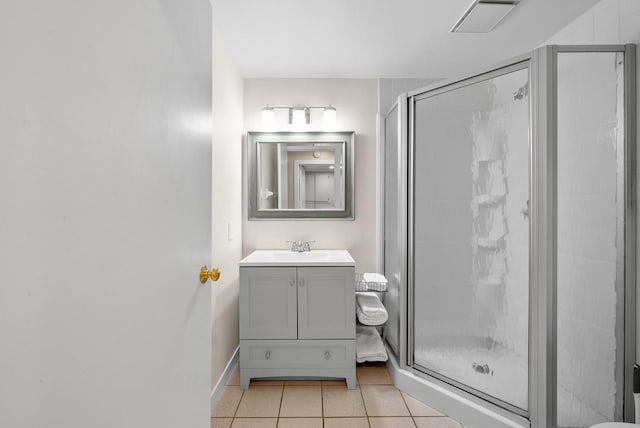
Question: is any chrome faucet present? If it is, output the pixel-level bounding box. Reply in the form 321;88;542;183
287;240;315;252
286;240;303;252
302;240;316;252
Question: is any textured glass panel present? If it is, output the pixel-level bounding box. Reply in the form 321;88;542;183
384;104;400;355
412;67;530;411
557;52;624;428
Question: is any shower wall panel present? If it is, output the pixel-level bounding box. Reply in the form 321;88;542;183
384;103;401;356
556;51;624;428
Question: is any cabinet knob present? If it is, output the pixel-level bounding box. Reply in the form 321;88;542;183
289;279;295;286
324;350;331;360
299;278;305;287
265;350;271;360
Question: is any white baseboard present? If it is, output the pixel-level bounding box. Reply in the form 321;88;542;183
210;346;239;410
385;344;527;428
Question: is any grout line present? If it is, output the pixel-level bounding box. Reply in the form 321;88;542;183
232;387;243;420
277;383;284;419
359;380;370;428
321;382;325;420
399;389;412;417
320;384;324;428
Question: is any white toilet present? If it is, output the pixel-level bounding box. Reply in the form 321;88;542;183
590;424;638;428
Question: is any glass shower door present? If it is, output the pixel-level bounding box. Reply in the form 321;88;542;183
410;63;531;413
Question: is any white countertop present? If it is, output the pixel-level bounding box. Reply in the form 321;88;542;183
239;249;355;267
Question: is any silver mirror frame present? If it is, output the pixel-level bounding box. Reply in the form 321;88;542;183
247;131;355;220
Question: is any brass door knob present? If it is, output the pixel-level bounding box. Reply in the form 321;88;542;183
199;265;220;284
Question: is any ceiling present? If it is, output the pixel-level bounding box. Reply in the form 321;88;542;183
213;0;600;79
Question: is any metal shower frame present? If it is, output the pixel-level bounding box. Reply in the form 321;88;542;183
382;44;636;428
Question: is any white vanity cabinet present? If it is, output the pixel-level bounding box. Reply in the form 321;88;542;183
238;250;356;389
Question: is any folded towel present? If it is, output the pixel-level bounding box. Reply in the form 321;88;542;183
356;292;388;326
356;325;388;363
362;272;388;284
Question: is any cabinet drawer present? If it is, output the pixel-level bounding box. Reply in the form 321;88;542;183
240;340;355;369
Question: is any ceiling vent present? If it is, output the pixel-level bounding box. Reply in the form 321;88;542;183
451;0;519;33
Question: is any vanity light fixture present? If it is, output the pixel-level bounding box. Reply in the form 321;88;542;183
260;104;338;127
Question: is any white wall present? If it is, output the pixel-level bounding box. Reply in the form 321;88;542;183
545;0;640;46
243;79;378;272
211;35;243;387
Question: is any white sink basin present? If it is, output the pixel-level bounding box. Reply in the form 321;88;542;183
239;249;355;267
271;251;329;260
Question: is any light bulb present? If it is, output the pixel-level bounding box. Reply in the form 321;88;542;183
324;106;336;129
292;107;306;126
261;106;275;127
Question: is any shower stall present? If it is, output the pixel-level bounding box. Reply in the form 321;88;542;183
381;45;636;428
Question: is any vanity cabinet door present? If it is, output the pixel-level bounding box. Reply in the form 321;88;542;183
297;267;355;340
240;267;298;339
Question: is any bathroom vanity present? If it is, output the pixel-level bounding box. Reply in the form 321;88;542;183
238;250;356;389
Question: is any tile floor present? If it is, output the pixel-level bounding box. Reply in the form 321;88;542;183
212;363;464;428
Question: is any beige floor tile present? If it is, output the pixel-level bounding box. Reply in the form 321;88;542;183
322;386;366;417
226;365;240;386
250;379;285;387
361;385;410;417
356;366;393;385
277;417;323;428
279;386;322;417
284;380;323;386
211;418;232;428
323;417;370;428
212;386;243;417
413;417;463;428
231;418;278;428
369;417;415;428
235;386;283;418
401;392;444;417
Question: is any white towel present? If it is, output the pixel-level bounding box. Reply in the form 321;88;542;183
362;272;388;284
356;325;388;363
356;292;388;326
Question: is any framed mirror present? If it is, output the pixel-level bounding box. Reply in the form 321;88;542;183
248;131;354;220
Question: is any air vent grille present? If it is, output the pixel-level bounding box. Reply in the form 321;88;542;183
451;0;519;33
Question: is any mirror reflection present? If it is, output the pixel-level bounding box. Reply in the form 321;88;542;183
248;131;354;220
258;142;344;210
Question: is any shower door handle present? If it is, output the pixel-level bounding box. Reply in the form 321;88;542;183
520;200;529;219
